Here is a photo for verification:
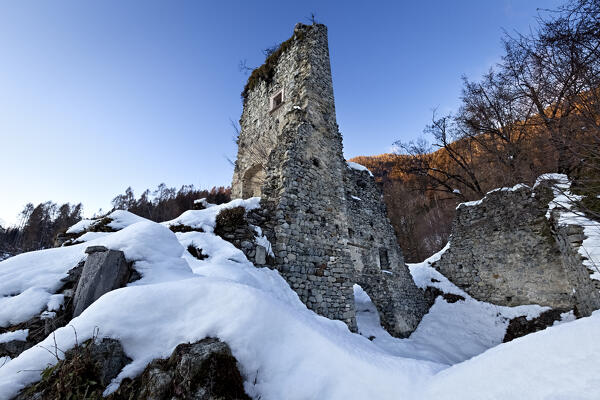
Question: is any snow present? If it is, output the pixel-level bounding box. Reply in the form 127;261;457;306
253;226;274;257
162;197;260;233
0;246;86;327
40;311;56;320
65;218;95;234
422;311;600;400
0;330;28;344
74;231;112;242
0;220;192;328
0;219;441;399
104;210;149;230
65;210;148;234
1;196;599;399
346;161;374;177
351;245;548;367
46;294;64;311
456;198;483;208
457;183;529;209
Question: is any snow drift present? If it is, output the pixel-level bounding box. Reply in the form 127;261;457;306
1;194;599;400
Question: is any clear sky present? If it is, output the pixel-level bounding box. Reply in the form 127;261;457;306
0;0;562;225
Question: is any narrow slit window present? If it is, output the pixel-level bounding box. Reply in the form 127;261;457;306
379;248;390;270
270;89;284;111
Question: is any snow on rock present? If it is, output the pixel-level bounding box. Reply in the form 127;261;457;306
0;245;87;327
73;231;112;242
0;256;441;400
65;210;148;234
96;221;193;285
65;218;95;234
176;231;298;307
162;197;261;233
0;330;28;344
104;210;149;230
194;198;215;208
46;294;64;312
346;161;374;177
454;174;600;282
253;226;275;257
0;220;191;328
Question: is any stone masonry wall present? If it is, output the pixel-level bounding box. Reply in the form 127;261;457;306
345;168;429;335
433;182;600;316
553;222;600;316
231;23;428;337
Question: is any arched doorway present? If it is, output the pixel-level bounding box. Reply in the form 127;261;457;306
242;164;266;198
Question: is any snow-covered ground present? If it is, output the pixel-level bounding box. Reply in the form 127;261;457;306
1;195;599;399
355;248;550;366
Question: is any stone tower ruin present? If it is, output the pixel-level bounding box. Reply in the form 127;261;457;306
232;23;428;337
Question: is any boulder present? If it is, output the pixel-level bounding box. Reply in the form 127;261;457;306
110;337;250;400
15;338;131;400
73;246;133;317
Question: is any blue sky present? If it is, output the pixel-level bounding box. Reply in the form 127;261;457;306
0;0;562;225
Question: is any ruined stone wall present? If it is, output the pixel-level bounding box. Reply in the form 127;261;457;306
231;23;428;337
344;167;429;335
433;182;600;316
553;223;600;316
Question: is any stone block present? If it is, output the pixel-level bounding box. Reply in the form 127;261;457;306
73;246;132;317
255;245;267;265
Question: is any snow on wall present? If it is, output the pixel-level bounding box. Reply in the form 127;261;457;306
346;161;374;177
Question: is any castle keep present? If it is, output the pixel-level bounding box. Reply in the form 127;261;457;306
231;23;428;337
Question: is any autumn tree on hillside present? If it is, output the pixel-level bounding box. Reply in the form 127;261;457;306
380;0;600;260
396;0;600;201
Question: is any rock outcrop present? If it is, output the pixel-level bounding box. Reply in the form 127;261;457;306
1;245;136;361
15;338;131;400
73;246;134;317
110;338;250;400
14;337;249;400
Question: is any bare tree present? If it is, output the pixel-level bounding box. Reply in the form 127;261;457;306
395;112;485;200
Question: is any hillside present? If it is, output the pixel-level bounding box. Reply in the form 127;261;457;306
1;188;599;399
